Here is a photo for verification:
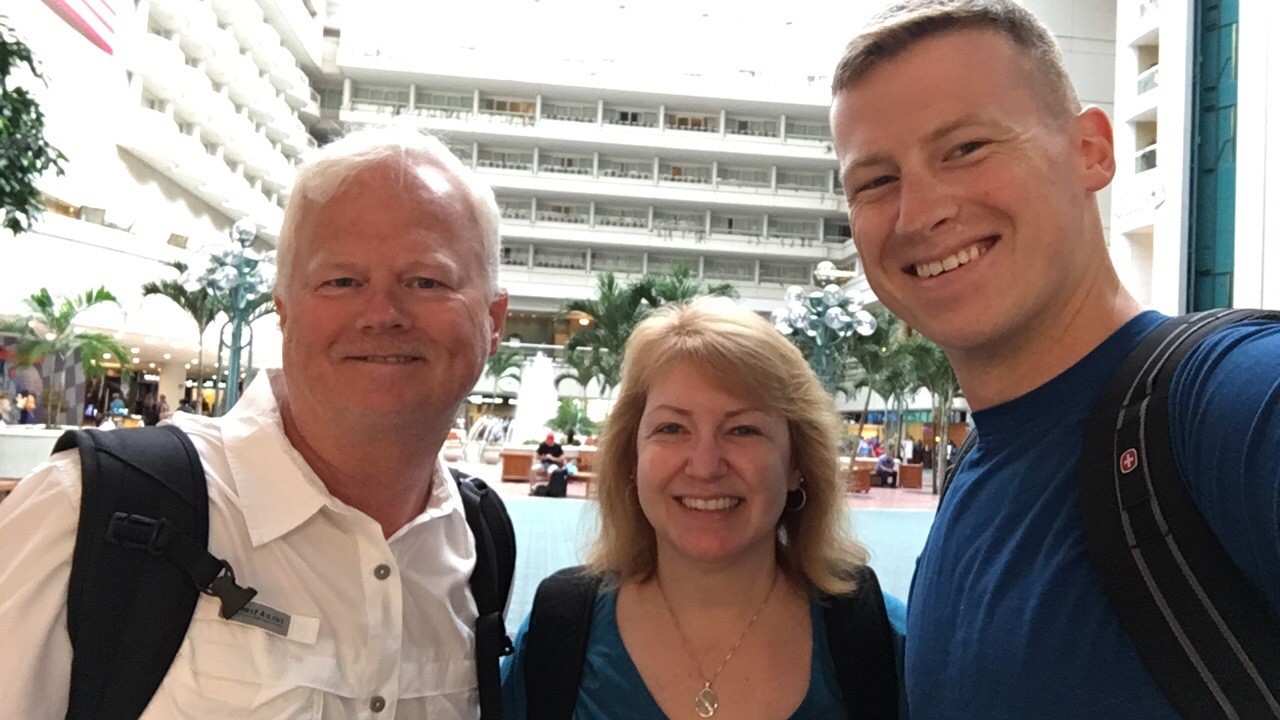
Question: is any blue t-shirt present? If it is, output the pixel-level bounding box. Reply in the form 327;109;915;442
905;312;1280;718
502;585;908;719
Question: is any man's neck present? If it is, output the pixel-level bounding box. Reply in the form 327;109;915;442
273;379;449;538
950;270;1143;411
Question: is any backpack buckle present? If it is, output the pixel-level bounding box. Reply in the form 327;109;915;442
106;513;171;555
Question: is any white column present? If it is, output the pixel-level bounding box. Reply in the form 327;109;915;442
658;104;666;130
341;78;352;109
532;147;540;175
592;151;600;177
535;94;543;122
712;160;719;189
719;109;727;137
648;206;655;229
771;166;778;191
473;89;481;115
407;84;416;112
588;201;596;227
652;157;660;184
597;100;605;125
779;114;788;141
705;211;712;237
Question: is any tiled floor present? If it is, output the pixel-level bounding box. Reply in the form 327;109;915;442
455;461;937;627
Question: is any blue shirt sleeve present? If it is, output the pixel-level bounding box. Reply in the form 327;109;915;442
500;612;533;720
1170;320;1280;612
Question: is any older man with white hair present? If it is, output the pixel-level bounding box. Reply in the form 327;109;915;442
0;128;516;719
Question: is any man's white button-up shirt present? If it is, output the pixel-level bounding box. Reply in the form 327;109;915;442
0;371;480;719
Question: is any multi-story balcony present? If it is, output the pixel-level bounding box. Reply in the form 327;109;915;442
493;199;843;257
496;244;818;313
339;83;837;164
405;141;844;214
119;107;285;231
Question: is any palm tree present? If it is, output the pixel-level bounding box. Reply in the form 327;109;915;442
903;332;962;493
1;287;129;427
484;347;524;412
638;264;739;306
142;261;222;415
562;269;739;397
843;308;901;438
561;273;652;396
556;347;600;408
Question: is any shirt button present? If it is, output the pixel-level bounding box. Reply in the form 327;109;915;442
373;564;391;580
369;695;386;713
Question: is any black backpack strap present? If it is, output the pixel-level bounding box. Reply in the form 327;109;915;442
524;565;603;720
1080;308;1280;719
452;467;517;720
60;425;255;720
938;430;978;505
824;565;899;720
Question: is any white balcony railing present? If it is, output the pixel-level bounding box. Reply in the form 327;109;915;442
1137;65;1160;95
1135;144;1158;173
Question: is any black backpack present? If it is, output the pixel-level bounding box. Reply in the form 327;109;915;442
520;564;899;720
939;309;1280;719
53;424;516;720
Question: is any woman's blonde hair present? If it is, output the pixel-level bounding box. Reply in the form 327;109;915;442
586;296;869;596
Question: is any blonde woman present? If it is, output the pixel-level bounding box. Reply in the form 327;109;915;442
502;297;904;719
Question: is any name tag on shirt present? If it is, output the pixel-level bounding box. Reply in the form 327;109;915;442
198;595;319;644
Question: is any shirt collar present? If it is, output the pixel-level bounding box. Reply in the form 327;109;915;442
218;370;330;547
217;369;465;547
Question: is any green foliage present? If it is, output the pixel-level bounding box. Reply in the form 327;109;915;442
142;261;224;415
0;286;130;426
545;397;597;443
485;346;524;409
561;268;738;396
0;18;66;235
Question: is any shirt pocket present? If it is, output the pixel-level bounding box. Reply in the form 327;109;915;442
155;596;334;720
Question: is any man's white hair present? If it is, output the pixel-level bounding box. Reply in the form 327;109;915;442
275;127;502;295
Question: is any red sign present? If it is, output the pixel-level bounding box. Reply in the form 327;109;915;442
1119;448;1139;475
42;0;117;55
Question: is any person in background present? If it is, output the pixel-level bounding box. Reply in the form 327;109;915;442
502;297;904;718
108;392;126;418
873;452;898;488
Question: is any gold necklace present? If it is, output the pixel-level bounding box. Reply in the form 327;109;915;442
656;570;780;718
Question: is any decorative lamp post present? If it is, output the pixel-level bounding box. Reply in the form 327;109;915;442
770;261;877;394
183;219;276;414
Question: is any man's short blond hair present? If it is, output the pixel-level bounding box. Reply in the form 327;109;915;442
831;0;1081;124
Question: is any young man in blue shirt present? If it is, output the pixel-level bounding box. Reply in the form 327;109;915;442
829;1;1280;717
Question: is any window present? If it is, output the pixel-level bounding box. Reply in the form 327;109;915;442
481;97;535;116
592;250;644;273
647;254;696;275
501;245;530;267
777;170;826;191
532;246;588;270
719;167;770;187
788;120;831;140
759;262;811;284
595;206;648;228
703;257;755;282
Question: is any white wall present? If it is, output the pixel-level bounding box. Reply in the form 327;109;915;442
8;3;236;245
1234;0;1280;309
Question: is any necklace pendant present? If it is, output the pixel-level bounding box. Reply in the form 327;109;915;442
695;683;719;718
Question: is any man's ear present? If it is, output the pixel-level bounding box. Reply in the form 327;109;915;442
273;293;287;330
487;290;509;355
1076;106;1116;193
